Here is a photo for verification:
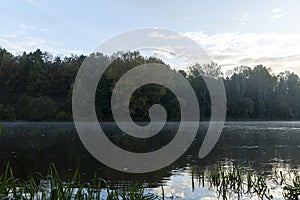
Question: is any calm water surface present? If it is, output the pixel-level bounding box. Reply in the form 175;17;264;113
0;121;299;199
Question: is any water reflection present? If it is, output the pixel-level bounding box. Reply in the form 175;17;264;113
0;121;299;188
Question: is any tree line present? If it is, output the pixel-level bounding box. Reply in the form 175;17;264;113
0;48;299;121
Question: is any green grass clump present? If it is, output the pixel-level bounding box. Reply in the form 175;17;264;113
283;170;300;200
196;164;274;199
192;164;300;200
1;161;300;200
0;162;158;200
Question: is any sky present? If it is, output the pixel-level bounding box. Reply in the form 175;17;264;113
1;0;300;74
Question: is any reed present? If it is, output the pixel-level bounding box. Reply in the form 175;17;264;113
1;161;300;200
0;162;157;200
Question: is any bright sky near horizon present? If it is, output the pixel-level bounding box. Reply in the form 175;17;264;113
1;0;300;74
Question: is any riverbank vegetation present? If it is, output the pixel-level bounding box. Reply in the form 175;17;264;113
1;162;300;199
0;48;299;121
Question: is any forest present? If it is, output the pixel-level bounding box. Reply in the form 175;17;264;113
0;47;299;121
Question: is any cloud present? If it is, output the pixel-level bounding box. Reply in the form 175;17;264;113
241;13;249;24
147;31;165;38
2;27;300;75
183;31;300;74
240;13;257;25
18;24;36;30
0;23;79;56
271;8;284;21
0;35;82;56
18;24;47;33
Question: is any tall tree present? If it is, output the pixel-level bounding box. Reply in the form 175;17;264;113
247;65;276;118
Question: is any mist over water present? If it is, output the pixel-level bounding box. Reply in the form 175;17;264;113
0;122;299;189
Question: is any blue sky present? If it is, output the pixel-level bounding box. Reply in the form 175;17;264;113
1;0;300;73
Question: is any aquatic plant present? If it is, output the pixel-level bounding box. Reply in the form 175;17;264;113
283;170;300;200
0;162;158;200
196;164;274;199
1;161;300;199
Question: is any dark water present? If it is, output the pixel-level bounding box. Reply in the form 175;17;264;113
0;122;299;198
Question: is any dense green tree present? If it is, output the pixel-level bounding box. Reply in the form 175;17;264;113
188;62;223;119
246;65;276;118
26;61;47;95
56;111;70;121
15;95;31;120
0;50;14;85
287;72;300;118
0;47;299;121
27;96;56;121
230;66;251;101
0;104;5;119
